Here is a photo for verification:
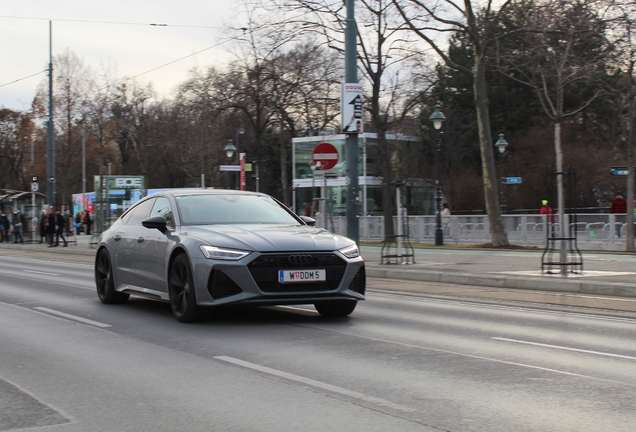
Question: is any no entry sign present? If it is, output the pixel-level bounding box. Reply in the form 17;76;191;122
312;143;339;170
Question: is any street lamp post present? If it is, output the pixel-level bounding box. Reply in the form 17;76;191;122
224;140;237;189
429;103;446;246
235;126;244;189
495;134;509;214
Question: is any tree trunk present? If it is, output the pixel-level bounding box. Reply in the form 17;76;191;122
625;73;635;252
554;121;567;266
280;117;289;205
473;53;509;247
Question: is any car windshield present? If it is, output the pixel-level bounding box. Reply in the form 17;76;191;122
176;194;301;225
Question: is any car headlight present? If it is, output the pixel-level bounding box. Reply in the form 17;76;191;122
339;244;360;259
200;245;251;260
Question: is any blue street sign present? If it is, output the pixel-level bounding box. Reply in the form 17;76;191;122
504;177;522;184
611;168;629;176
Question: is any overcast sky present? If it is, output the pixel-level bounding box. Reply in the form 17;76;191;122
1;1;244;111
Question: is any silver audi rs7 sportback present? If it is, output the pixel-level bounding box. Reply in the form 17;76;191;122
94;189;365;322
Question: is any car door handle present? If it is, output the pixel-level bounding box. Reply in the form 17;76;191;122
114;235;121;241
137;237;144;243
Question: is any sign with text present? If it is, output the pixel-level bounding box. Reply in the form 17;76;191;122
611;167;630;176
504;177;522;184
341;83;363;134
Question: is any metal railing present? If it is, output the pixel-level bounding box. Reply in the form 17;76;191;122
317;213;634;251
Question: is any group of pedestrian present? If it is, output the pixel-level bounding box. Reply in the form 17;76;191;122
0;206;93;247
0;210;26;243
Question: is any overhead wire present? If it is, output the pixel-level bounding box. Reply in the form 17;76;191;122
0;15;222;29
0;70;48;89
0;15;240;91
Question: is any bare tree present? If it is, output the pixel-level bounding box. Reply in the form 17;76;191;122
0;109;33;190
498;0;614;260
266;0;429;236
392;0;522;246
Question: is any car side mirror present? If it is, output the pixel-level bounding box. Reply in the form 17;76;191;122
300;216;316;226
142;216;168;233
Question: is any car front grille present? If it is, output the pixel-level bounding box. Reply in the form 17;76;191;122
248;253;347;293
208;270;243;299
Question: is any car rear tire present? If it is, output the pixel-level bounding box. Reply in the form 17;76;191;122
95;248;129;304
314;301;357;317
168;253;200;323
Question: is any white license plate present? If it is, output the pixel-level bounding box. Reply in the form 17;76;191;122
278;269;326;283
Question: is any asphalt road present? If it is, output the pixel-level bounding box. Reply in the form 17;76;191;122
1;254;636;431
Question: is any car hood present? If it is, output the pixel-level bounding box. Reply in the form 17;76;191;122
181;224;355;252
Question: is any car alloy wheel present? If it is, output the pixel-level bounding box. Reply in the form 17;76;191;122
95;248;129;304
168;254;200;323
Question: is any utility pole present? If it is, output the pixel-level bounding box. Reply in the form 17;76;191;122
344;0;359;244
46;21;56;206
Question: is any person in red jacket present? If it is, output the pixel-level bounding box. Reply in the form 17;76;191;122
540;200;553;222
610;193;627;214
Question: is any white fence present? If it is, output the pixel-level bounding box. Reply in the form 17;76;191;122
316;213;633;251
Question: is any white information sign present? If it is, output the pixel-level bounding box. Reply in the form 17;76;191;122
341;83;363;134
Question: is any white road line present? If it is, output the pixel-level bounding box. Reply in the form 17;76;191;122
215;356;416;413
493;337;636;361
23;270;60;276
33;307;111;328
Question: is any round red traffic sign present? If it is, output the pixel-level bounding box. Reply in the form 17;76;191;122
312;143;339;170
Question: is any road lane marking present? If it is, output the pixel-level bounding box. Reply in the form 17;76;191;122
214;356;416;413
33;307;111;328
24;270;60;276
493;337;636;361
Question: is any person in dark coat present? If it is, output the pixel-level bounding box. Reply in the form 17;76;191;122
39;210;47;243
84;210;93;235
12;210;24;243
55;210;68;247
45;208;57;247
0;213;9;242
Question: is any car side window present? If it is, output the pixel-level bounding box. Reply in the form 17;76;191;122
149;197;174;227
124;198;155;225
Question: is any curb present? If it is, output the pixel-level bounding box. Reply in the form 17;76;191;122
366;266;636;299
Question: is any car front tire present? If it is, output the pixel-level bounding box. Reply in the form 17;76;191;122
168;253;201;323
95;248;129;304
314;301;357;317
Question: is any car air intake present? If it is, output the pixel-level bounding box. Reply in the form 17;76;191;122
208;270;243;299
348;266;366;295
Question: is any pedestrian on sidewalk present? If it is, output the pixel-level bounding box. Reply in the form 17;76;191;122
38;210;47;243
45;207;56;247
74;212;82;235
0;213;9;242
84;210;92;235
64;210;72;236
12;210;24;243
55;209;68;247
540;199;556;236
610;192;627;214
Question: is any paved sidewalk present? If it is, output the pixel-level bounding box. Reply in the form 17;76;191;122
362;245;636;299
2;235;636;299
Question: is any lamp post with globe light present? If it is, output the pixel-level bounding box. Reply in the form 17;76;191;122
495;134;509;213
224;140;237;189
429;103;446;246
